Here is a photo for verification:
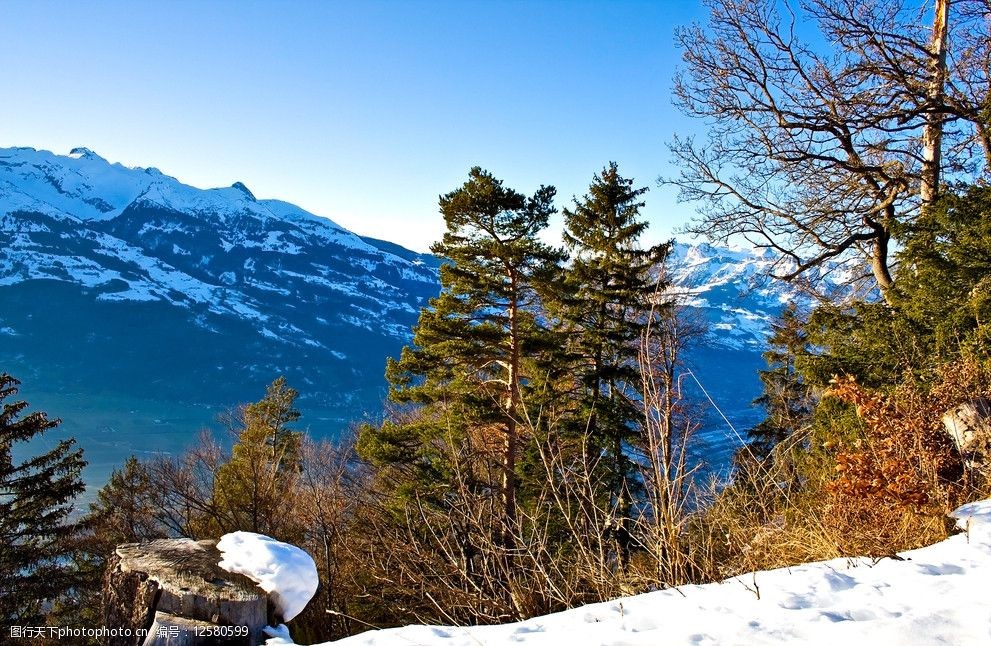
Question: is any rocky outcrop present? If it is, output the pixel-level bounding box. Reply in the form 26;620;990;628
102;539;269;646
942;397;991;468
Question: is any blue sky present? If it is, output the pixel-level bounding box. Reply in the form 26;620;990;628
1;0;707;252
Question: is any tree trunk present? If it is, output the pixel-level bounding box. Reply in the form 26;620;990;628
921;0;950;207
502;271;520;541
864;204;896;301
872;223;895;298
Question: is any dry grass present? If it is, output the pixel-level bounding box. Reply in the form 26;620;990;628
688;465;954;582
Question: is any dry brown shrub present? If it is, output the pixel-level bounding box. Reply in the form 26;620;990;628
819;496;951;556
825;371;970;513
688;360;990;580
688;452;846;580
817;361;991;554
825;377;955;509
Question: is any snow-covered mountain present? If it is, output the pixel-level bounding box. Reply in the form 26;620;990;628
0;146;441;486
670;242;798;350
662;243;807;470
0;146;813;486
1;146;439;347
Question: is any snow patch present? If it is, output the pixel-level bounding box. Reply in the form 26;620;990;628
216;532;318;622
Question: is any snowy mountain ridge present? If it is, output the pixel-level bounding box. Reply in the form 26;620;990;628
668;242;792;351
666;240;855;352
0;146;438;349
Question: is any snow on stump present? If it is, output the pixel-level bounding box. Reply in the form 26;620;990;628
217;532;319;624
103;538;268;646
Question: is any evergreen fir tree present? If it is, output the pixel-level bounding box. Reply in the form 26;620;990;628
242;376;303;465
60;456;165;634
0;374;86;624
359;167;562;536
895;185;991;361
85;456;163;545
747;303;814;459
554;162;669;567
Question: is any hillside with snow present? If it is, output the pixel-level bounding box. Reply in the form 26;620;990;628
262;499;991;646
0;146;439;346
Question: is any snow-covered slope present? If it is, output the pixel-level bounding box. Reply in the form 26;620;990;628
271;499;991;646
666;241;854;351
669;242;796;351
0;146;438;346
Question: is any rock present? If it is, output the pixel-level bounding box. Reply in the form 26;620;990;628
230;182;256;201
103;538;269;646
942;398;991;467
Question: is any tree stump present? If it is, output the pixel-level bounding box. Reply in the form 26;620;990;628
103;538;269;646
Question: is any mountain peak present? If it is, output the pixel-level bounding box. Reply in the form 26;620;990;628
68;147;106;162
231;181;256;201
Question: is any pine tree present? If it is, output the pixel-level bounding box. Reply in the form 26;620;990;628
360;167;562;537
0;374;86;624
211;376;303;540
747;303;814;459
554;162;669;567
895;185;991;361
60;456;165;634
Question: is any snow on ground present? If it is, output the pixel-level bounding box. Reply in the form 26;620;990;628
272;499;991;645
217;531;319;622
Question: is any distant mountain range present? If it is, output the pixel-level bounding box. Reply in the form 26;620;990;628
0;146;817;489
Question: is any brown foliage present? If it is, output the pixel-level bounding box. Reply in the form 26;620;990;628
690;360;990;577
815;362;991;554
824;372;968;514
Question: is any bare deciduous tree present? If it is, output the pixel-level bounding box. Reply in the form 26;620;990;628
666;0;990;298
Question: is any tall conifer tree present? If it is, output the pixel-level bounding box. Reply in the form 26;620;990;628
0;374;86;624
212;376;303;539
747;303;814;459
556;163;668;542
361;167;562;537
